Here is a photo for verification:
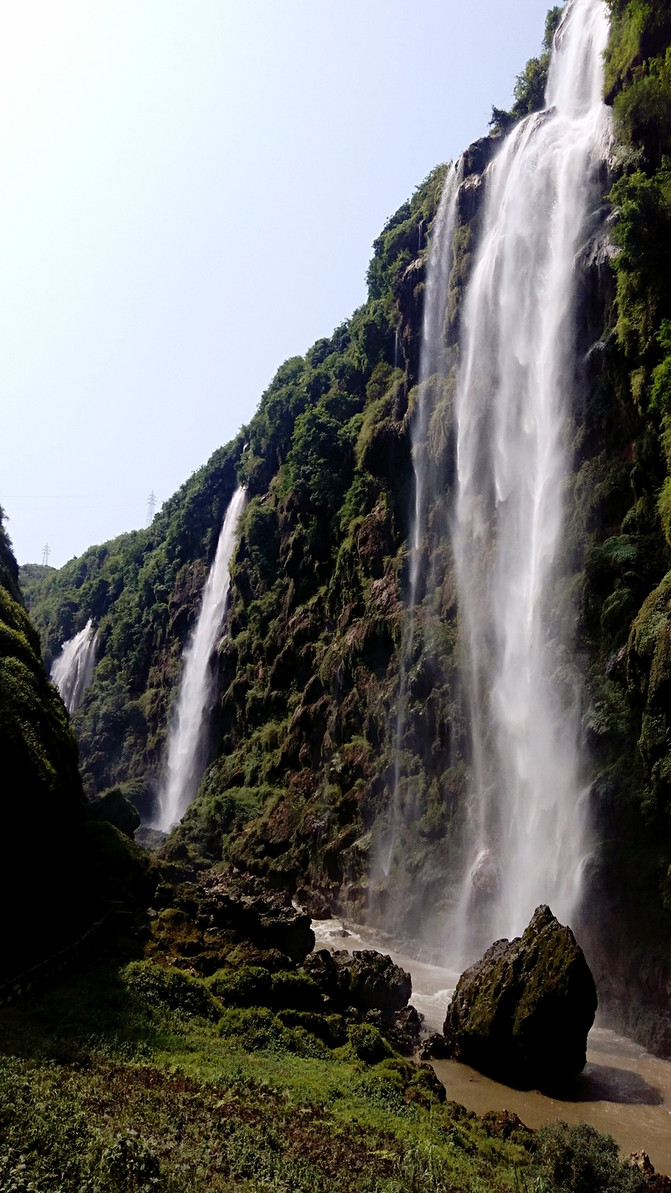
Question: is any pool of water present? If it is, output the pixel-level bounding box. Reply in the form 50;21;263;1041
311;916;671;1174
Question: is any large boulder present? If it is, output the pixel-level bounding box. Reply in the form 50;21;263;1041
443;905;597;1090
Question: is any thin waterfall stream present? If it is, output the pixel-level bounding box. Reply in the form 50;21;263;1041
376;162;461;881
157;485;246;831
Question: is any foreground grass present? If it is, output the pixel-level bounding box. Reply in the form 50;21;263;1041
0;959;647;1193
0;958;533;1193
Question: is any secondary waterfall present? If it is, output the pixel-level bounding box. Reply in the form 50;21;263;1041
451;0;611;951
376;163;461;879
51;618;98;713
157;485;246;831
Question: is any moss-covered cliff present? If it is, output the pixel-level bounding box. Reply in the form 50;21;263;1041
0;514;88;975
19;0;671;1049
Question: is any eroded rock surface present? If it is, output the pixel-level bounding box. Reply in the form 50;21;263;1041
442;905;597;1090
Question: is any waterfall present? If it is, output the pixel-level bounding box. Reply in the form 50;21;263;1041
376;164;461;883
157;485;247;831
451;0;611;952
51;618;98;713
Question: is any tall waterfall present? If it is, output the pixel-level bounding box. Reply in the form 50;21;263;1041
377;164;461;879
157;485;246;831
451;0;611;950
51;618;98;713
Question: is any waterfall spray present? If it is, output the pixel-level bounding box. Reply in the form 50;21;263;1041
51;619;98;713
158;485;246;831
451;0;611;953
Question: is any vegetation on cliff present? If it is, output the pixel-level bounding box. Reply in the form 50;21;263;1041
0;511;87;976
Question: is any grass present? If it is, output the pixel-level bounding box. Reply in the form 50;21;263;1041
0;952;648;1193
0;958;532;1193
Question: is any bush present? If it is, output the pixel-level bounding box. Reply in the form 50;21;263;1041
207;965;274;1006
206;965;321;1012
100;1131;161;1191
123;960;219;1020
346;1023;394;1064
217;1006;328;1057
533;1121;647;1192
270;970;321;1011
275;1009;347;1046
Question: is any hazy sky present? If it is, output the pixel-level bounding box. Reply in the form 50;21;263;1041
1;1;551;567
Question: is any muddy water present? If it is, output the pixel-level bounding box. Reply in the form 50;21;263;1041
311;917;671;1174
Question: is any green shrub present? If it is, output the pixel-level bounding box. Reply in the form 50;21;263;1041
100;1131;161;1191
217;1006;328;1057
123;960;219;1020
346;1022;394;1064
533;1121;647;1192
275;1009;347;1046
270;970;321;1011
206;965;321;1012
206;965;273;1006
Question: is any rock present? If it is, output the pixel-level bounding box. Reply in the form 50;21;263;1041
460;134;501;179
387;1004;423;1055
629;1152;655;1176
302;948;342;1000
442;905;597;1090
480;1109;532;1144
201;872;315;963
295;885;332;919
628;1152;671;1192
418;1032;451;1060
469;848;500;896
88;788;141;840
342;949;412;1021
303;947;412;1026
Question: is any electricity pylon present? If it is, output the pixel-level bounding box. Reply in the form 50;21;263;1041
146;491;157;526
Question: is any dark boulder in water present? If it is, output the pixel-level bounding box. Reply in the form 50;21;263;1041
442;905;597;1090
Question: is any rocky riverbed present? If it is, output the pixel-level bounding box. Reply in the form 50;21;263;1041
311;915;671;1175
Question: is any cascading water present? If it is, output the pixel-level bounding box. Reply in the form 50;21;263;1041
157;484;246;831
451;0;611;953
376;164;461;880
51;618;98;713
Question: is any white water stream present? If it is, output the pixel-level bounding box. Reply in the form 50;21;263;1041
50;618;98;713
451;0;612;950
157;485;246;830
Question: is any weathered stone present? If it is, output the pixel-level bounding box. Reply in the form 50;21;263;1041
343;949;412;1021
303;947;412;1025
302;948;342;999
418;1032;450;1060
442;905;597;1090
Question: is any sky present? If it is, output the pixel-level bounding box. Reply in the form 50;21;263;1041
0;0;552;568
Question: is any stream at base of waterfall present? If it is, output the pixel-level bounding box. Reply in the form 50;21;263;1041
312;916;671;1175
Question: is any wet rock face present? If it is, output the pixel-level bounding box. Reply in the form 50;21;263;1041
442;905;597;1091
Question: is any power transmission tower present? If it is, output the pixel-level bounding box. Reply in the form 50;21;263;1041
41;543;50;566
146;491;157;526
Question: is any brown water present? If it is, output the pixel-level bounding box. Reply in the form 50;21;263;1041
311;917;671;1174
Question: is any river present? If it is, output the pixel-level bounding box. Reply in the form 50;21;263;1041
311;916;671;1174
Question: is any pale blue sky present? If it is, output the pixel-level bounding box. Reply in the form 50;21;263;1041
1;1;552;567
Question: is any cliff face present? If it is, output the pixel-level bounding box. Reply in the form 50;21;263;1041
0;515;88;976
19;0;671;1047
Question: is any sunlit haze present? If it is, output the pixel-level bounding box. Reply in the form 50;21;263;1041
1;0;551;566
